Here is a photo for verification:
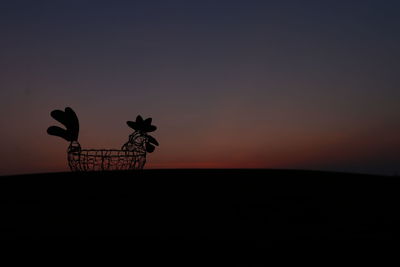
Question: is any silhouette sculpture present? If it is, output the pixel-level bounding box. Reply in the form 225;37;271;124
47;107;159;171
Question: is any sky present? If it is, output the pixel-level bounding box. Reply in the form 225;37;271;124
0;0;399;175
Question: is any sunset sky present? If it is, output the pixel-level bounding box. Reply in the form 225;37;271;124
1;0;399;175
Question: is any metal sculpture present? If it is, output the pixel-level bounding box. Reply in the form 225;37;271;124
47;107;159;171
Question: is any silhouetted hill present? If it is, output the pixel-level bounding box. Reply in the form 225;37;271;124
1;169;399;245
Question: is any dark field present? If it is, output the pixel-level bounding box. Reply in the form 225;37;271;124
1;169;400;243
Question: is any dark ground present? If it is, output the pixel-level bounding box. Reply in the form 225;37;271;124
1;169;400;245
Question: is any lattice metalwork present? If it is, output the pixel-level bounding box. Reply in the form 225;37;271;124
47;107;158;172
67;143;146;171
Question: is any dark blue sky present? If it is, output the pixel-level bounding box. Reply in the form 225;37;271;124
1;0;399;175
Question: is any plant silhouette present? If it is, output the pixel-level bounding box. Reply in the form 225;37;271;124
47;107;159;171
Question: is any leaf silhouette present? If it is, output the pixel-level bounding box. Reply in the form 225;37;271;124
64;107;79;141
48;107;79;141
47;126;72;141
50;109;68;126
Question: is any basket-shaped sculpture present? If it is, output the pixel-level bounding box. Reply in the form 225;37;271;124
47;107;159;171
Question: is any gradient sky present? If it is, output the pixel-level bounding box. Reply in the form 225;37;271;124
1;0;399;175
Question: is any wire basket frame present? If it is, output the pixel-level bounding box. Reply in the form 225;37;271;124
47;108;158;172
67;142;146;171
